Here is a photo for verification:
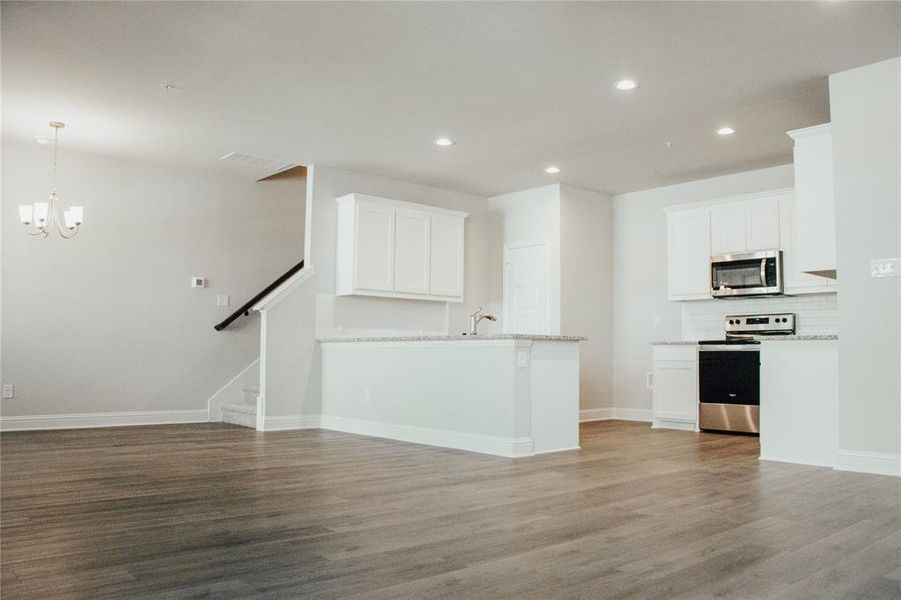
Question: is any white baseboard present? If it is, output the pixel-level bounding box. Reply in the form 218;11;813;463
262;415;321;431
579;408;613;421
0;410;209;432
835;448;901;477
319;415;533;458
758;454;835;469
652;419;697;432
580;407;652;423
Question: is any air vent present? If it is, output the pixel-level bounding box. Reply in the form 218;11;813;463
219;152;294;172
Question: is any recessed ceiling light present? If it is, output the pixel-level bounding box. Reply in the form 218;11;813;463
433;137;454;147
615;79;639;91
545;166;561;174
35;135;52;145
161;83;176;90
717;126;736;136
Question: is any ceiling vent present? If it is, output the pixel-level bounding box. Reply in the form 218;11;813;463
219;151;294;173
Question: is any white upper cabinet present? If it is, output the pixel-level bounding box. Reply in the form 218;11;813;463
746;196;781;251
787;124;837;279
710;203;748;255
353;201;395;292
429;214;465;298
667;207;711;300
335;194;468;302
779;191;837;294
710;195;780;255
666;188;834;301
394;208;431;294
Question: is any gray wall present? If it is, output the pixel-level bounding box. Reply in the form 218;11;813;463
610;164;795;411
560;184;613;411
1;140;304;417
830;57;901;459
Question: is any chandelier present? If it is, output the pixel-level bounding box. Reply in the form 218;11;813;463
18;121;83;239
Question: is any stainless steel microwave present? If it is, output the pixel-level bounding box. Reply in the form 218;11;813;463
710;250;783;298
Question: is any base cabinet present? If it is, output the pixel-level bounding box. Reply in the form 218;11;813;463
651;346;698;431
759;341;838;467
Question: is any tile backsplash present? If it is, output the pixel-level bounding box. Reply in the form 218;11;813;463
681;293;838;340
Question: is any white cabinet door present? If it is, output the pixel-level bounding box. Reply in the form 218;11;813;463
394;208;430;294
667;208;711;300
652;347;698;430
429;214;464;298
789;124;836;277
747;196;781;251
354;201;395;292
710;203;748;255
779;192;835;294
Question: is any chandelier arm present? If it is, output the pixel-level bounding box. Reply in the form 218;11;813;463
55;220;79;239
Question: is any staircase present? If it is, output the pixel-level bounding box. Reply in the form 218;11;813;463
221;385;258;428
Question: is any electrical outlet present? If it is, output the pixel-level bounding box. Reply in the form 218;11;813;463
653;314;662;327
871;257;901;278
2;384;14;399
217;295;230;307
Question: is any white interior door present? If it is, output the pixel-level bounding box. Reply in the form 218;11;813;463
504;241;549;334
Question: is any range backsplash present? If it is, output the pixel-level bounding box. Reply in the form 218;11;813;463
681;293;838;340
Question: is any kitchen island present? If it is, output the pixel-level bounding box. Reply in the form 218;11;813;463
318;335;584;457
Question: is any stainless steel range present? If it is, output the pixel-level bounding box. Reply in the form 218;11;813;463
698;313;795;434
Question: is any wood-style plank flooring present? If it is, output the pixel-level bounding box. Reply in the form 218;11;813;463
2;421;900;599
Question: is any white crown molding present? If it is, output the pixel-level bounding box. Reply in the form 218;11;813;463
252;266;315;312
663;187;794;213
0;410;209;432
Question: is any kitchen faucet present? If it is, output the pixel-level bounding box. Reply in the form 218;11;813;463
469;307;497;335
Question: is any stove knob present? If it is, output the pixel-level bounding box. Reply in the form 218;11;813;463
728;320;734;325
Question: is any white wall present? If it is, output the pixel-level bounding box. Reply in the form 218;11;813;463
0;140;305;423
261;164;490;421
311;166;491;338
560;184;613;411
487;185;561;333
610;164;795;411
830;57;901;470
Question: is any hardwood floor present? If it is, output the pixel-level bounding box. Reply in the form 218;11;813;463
2;421;900;599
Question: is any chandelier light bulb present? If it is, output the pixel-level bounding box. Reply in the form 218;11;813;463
34;202;49;224
18;205;34;225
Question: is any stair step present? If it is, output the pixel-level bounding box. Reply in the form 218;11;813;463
242;385;260;395
221;402;256;428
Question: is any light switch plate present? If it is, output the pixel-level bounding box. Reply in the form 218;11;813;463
871;257;901;278
2;384;14;399
217;295;230;307
517;350;529;369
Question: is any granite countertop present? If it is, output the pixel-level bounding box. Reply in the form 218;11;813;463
318;334;586;343
652;335;838;345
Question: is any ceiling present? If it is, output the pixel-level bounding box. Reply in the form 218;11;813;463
3;2;900;196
